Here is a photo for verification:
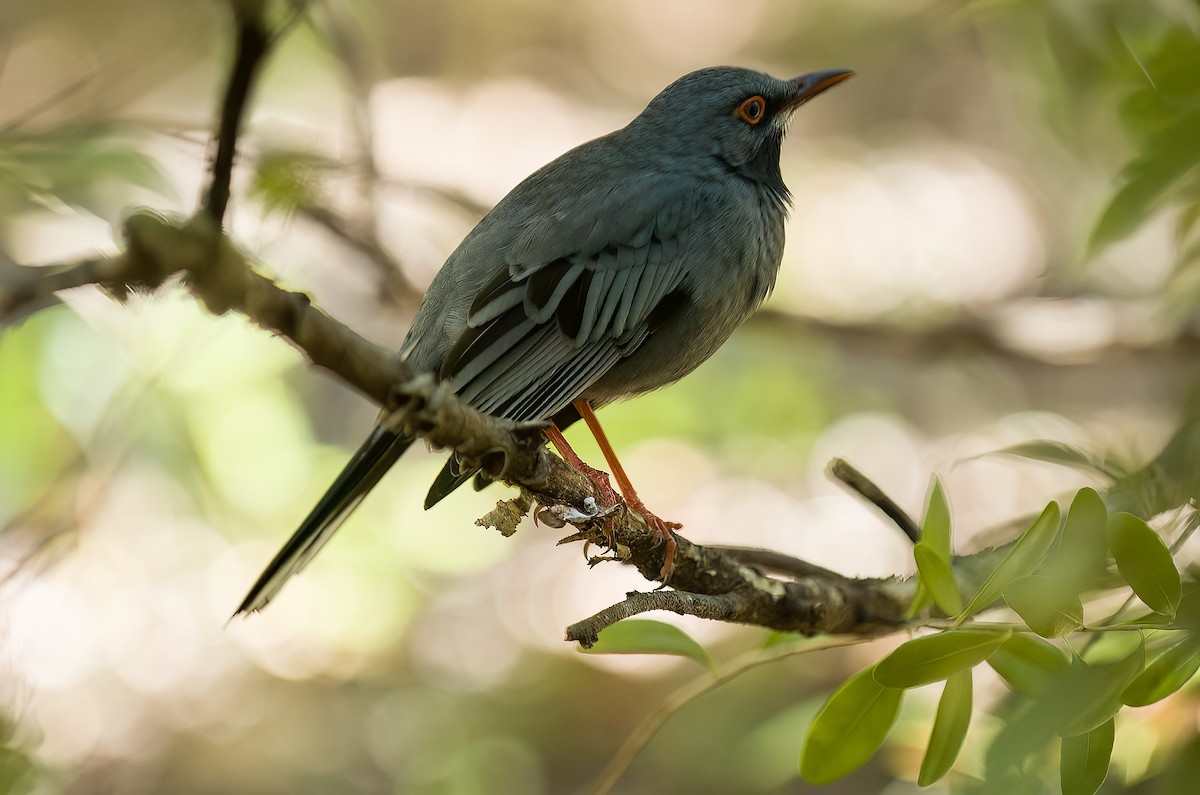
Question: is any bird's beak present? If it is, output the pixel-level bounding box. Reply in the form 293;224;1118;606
786;68;855;110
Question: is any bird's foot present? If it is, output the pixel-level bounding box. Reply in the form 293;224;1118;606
573;464;680;583
543;423;679;581
567;460;624;550
625;496;681;584
573;460;622;508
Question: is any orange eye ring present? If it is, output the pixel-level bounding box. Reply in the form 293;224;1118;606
734;95;766;125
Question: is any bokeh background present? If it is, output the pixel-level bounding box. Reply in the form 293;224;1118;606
2;0;1198;792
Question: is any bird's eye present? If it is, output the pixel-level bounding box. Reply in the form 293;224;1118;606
734;95;766;125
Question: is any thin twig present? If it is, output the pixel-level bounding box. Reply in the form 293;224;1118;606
564;556;906;647
204;2;272;223
298;204;422;306
828;457;921;543
1;258;112;324
587;635;874;795
567;592;741;644
752;305;1200;370
302;1;426;306
0;74;98;132
705;545;844;580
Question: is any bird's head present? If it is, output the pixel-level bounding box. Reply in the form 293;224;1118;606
633;66;854;190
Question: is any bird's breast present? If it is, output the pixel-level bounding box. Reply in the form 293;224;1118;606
585;183;787;403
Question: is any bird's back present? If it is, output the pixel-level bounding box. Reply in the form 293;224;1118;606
400;123;787;418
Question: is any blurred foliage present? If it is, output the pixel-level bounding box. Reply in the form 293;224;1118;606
249;150;324;217
1092;19;1200;254
2;0;1200;794
0;124;166;220
0;716;36;795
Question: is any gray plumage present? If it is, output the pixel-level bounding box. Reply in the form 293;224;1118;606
235;65;853;615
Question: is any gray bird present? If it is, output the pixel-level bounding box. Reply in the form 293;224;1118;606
235;65;853;616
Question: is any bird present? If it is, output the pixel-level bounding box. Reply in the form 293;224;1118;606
233;65;854;616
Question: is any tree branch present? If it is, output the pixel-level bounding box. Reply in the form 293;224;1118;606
0;210;929;644
0;5;1031;648
564;570;906;647
752;305;1200;367
828;457;922;543
204;1;273;223
298;203;423;308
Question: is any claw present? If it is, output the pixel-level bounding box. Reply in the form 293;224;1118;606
544;414;682;585
636;507;679;584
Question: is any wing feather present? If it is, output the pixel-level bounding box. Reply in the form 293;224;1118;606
524;259;584;323
576;266;616;345
440;173;719;422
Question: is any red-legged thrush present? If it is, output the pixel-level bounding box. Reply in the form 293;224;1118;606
235;65;854;615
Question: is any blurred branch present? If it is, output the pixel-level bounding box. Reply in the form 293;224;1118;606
297;203;423;308
303;1;426;307
204;1;273;223
0;258;105;322
379;178;492;217
752;306;1200;365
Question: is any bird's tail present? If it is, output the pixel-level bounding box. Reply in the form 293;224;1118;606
423;402;583;509
233;426;414;617
424;454;480;509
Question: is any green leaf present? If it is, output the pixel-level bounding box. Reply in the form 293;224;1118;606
1004;575;1084;638
579;620;713;670
1060;642;1146;737
0;744;35;795
988;441;1111;476
987;642;1142;774
874;629;1011;689
1050;487;1109;587
1177;203;1200;249
1090;107;1200;253
958;502;1061;621
1122;636;1200;707
909;476;953;618
800;665;904;785
1108;512;1182;617
914;542;963;615
918;668;973;786
1061;718;1115;795
922;475;952;556
0;126;168;216
908;580;933;620
1159;734;1200;793
987;633;1069;696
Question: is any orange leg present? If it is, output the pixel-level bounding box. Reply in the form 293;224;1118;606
571;399;680;582
544;424;621;508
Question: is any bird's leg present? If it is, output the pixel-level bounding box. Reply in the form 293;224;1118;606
572;400;680;583
544;424;622;506
544;423;622;552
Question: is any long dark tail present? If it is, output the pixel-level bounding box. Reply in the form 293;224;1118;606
234;426;414;616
